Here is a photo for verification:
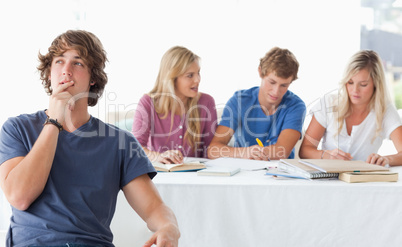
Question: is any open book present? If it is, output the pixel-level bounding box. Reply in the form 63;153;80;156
152;160;206;172
339;172;398;183
278;159;389;179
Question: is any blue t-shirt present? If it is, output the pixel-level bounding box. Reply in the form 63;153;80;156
219;87;306;158
0;110;156;247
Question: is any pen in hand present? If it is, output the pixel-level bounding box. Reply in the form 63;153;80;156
256;138;270;161
256;138;264;147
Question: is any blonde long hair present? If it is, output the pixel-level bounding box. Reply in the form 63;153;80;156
149;46;201;149
336;50;390;139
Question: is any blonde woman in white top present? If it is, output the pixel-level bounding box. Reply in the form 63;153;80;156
299;50;402;166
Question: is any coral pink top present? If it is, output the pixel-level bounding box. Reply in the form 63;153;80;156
132;93;217;158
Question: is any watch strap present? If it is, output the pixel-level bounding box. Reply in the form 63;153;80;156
43;116;64;132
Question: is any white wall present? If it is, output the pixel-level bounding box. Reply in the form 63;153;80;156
0;0;360;126
0;0;361;242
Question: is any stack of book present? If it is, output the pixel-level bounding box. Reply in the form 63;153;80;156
338;171;398;183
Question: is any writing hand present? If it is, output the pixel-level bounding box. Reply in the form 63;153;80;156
248;145;269;161
325;149;353;160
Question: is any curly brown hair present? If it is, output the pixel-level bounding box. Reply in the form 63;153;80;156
259;47;299;81
37;30;108;106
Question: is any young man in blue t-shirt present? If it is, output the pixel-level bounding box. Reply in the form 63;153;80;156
208;47;306;160
0;30;179;247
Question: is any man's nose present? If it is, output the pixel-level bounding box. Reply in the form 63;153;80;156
272;85;280;95
62;64;72;76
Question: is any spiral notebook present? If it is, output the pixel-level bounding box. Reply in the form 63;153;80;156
278;159;389;179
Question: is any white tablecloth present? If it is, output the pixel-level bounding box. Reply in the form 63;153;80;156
2;158;401;247
111;166;402;247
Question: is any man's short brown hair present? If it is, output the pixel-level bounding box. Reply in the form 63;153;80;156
37;30;108;106
259;47;299;81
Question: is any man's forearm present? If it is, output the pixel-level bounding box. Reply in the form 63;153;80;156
0;124;59;210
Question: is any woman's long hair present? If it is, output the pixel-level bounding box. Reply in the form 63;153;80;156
336;50;390;140
149;46;201;149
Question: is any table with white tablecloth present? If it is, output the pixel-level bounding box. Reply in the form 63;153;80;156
110;165;402;247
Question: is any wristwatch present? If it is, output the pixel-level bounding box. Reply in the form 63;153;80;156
43;116;64;132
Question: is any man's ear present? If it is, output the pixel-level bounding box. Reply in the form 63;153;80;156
258;66;263;78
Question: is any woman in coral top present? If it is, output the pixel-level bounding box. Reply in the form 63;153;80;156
132;46;217;164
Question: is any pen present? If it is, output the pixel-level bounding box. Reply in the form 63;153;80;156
256;138;270;161
256;138;264;147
